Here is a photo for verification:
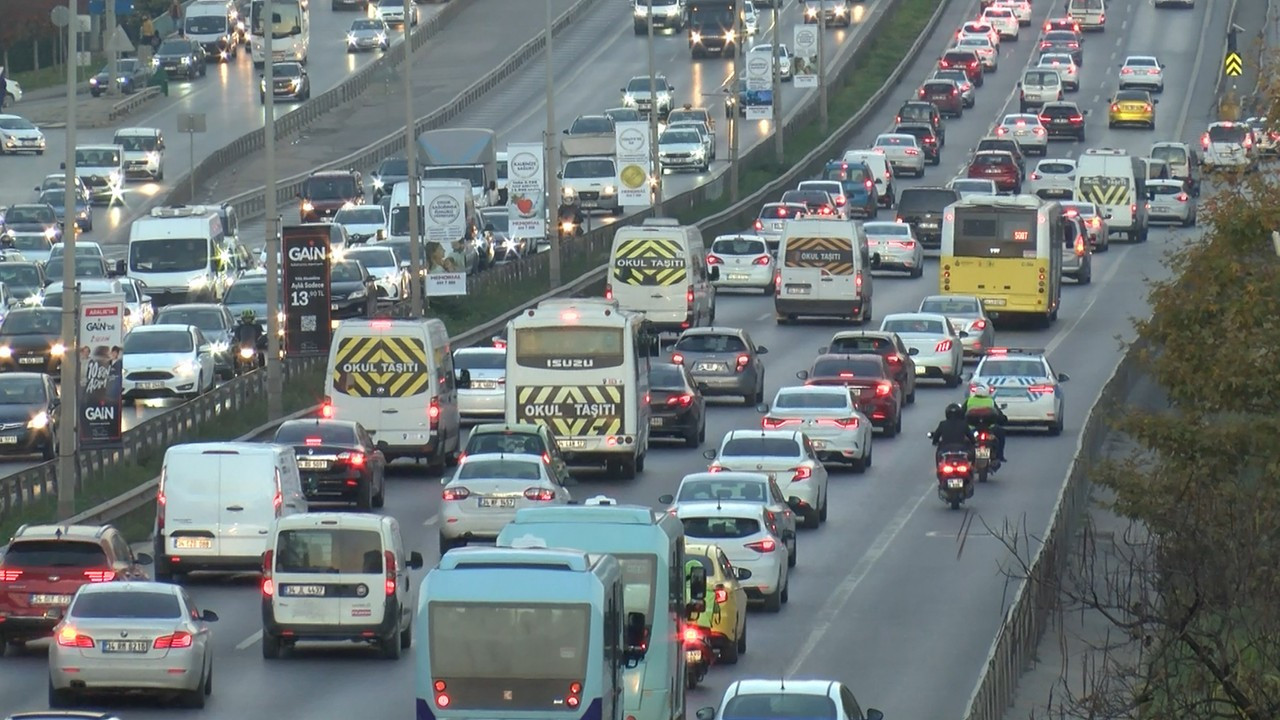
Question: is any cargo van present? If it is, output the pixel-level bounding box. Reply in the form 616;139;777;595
1074;148;1148;242
1066;0;1105;30
260;513;424;660
606;218;716;333
774;219;874;324
126;205;233;305
1018;68;1063;112
184;0;240;61
323;318;461;468
153;443;307;580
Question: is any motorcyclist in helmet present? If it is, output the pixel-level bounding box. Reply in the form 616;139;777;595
557;192;586;237
931;402;975;463
233;310;265;350
964;386;1008;462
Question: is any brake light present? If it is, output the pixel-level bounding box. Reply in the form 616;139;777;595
855;272;863;290
380;550;396;595
272;489;282;514
1144;104;1153;113
434;680;451;708
442;486;471;501
666;393;694;407
1176;193;1188;202
686;287;694;305
1028;384;1055;394
1201;132;1210;149
154;631;194;649
935;339;953;352
524;487;557;502
761;417;797;429
1243;135;1254;148
904;148;919;156
321;397;334;419
918;87;926;98
0;569;21;582
1074;238;1086;256
1033;127;1045;135
1069;114;1083;123
834;195;846;206
774;271;782;295
923;136;936;144
706;254;722;265
708;462;724;472
736;354;751;371
889;240;915;249
864;178;873;189
753;219;764;231
837;371;855;378
338;451;366;467
745;538;776;553
1120;67;1132;75
428;398;440;428
1111;104;1120;112
886;354;902;364
940;462;971;475
995;127;1007;136
714;586;728;604
57;627;95;648
1030;172;1041;180
82;569;115;583
671;352;684;364
978;431;991;441
819;206;832;215
819;417;860;428
875;382;892;397
752;255;770;266
951;88;958;97
1130;203;1137;215
791;465;813;481
604;284;613;300
261;549;274;596
968;60;979;70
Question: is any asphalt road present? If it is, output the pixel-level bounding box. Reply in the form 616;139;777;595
0;1;443;249
0;0;1232;716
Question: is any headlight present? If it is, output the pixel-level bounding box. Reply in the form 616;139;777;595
290;78;302;89
561;221;575;233
181;56;191;65
212;341;228;353
375;33;386;43
690;31;702;43
302;201;315;212
27;412;48;430
657;92;671;103
603;185;617;195
188;276;209;290
50;343;65;356
0;346;11;358
834;5;846;14
341;201;355;210
805;6;816;16
634;5;645;14
44;228;57;239
347;33;357;44
239;347;256;359
109;170;121;185
372;177;384;188
349;289;367;300
145;151;159;163
623;93;636;106
562;186;577;198
152;57;160;67
664;4;679;14
503;238;518;250
725;30;735;41
90;78;99;86
693;148;705;158
175;361;197;376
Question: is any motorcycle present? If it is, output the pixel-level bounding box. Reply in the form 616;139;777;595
928;432;975;510
972;425;1001;483
233;334;266;375
682;623;714;689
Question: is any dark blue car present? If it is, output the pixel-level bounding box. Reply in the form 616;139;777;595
725;78;773;118
822;159;879;219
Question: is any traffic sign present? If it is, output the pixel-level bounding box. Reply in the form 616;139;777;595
1225;51;1243;77
88;0;135;16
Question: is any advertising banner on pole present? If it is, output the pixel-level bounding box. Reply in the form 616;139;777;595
506;143;546;241
793;26;819;88
615;121;653;207
78;295;125;450
281;225;332;358
427;272;468;297
744;53;774;120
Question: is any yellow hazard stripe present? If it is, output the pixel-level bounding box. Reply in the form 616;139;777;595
331;335;429;397
515;385;624;436
612;237;688;286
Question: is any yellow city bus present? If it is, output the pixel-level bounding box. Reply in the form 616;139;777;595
940;195;1063;326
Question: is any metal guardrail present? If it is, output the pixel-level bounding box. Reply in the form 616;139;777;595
960;343;1145;720
109;86;161;122
209;0;602;218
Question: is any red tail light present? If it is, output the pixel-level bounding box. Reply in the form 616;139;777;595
682;626;702;643
337;451;366;467
671;352;684;364
923;136;936;144
1120;67;1132;75
686;287;694;305
753;219;764;231
1074;238;1086;256
1029;172;1041;180
761;417;797;429
706;254;722;265
321;397;334;419
56;628;95;648
818;417;860;429
604;284;613;300
1243;135;1254;148
262;549;274;596
918;87;927;98
0;569;22;582
935;339;953;352
752;255;770;265
970;319;987;330
745;538;776;553
875;382;892;397
977;431;991;441
774;271;782;295
566;682;583;710
1201;132;1210;149
819;206;832;215
941;462;971;475
82;569;116;583
735;354;751;371
1175;193;1188;202
154;631;194;649
1069;114;1083;123
904;148;919;156
1130;203;1137;215
864;178;873;189
385;550;397;595
443;486;471;501
524;487;556;502
995;127;1007;136
1028;384;1055;395
665;393;694;407
968;61;979;70
428;398;441;428
1111;104;1120;112
272;489;282;515
1143;104;1152;113
1033;127;1045;135
951;88;958;97
434;680;451;708
885;354;902;365
714;586;728;603
834;195;847;206
791;465;813;481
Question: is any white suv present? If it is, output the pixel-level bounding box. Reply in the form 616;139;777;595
1201;121;1254;170
677;501;790;611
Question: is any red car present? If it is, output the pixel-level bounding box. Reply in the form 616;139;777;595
917;79;963;118
967;150;1021;193
939;49;983;86
298;169;364;222
822;330;918;402
796;353;903;436
0;523;152;646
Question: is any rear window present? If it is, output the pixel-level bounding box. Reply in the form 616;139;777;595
457;459;543;481
1045;31;1075;41
712;237;767;256
304;175;357;200
674;334;746;353
465;431;547;456
274;422;358;445
649;363;687;388
898;189;959;211
3;540;107;568
759;203;798;219
811;357;882;377
922;82;953;94
1150;145;1187;164
678;479;769;502
829;336;891;354
896;126;931;140
722;437;800;457
681;517;760;539
972;154;1012;167
1208;125;1248;143
774;391;848;410
920;297;981;314
1038;161;1075;174
978;140;1018;154
981;359;1047;377
1024;70;1058;85
1148;184;1182;197
274;528;384;574
71;592;182;619
723;693;838;720
454;350;506;370
883;318;945;334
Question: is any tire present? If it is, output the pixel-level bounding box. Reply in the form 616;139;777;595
737;623;747;654
1048;416;1064;436
380;632;402;660
180;666;210;708
262;634;283;660
400;617;413;650
48;680;74;708
41;439;55;461
906;384;916;404
787;538;797;567
1078;267;1091;285
780;579;789;604
356;480;373;510
684;422;700;448
819;493;828;521
978;466;989;484
950;498;962;510
372;476;386;509
803;506;819;529
945;373;961;388
720;629;740;664
439;533;461;555
763;587;782;612
883;414;899;438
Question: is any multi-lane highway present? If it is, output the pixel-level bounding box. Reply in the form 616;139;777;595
0;2;444;245
0;0;1233;717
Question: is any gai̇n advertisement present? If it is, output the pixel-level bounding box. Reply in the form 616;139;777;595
507;143;546;241
282;225;332;358
79;295;125;449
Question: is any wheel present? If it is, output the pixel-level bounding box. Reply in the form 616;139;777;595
978;466;989;483
684;422;700;448
40;439;55;461
780;578;789;604
686;671;699;690
380;632;402;659
179;666;209;708
787;538;797;567
950;498;962;510
906;383;916;404
400;617;413;649
439;533;461;554
1183;213;1196;227
356;480;373;510
819;493;828;521
262;633;283;659
720;628;740;664
910;265;924;278
803;506;819;530
737;624;747;654
1048;416;1064;436
1078;267;1091;285
48;679;74;708
372;476;386;509
883;414;899;438
763;587;782;612
635;453;645;473
945;373;961;388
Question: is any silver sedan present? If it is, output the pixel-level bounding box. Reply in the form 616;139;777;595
995;114;1048;156
864;221;924;277
48;582;217;708
670;327;768;404
1145;179;1196;226
872;133;925;178
917;295;995;358
439;454;572;551
879;312;965;386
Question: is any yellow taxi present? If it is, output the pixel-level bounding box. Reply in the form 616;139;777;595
1108;89;1158;130
686;542;749;663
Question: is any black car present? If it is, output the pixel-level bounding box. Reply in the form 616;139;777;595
1;204;61;247
894;101;946;145
0;372;59;460
895;187;960;248
369;156;408;203
480;208;526;264
90;58;150;97
261;62;311;102
329;259;376;319
155;303;237;380
1039;31;1083;66
894;123;941;165
153;38;208;80
0;308;65;374
273;419;386;509
647;362;706;447
0;262;46;306
1038;101;1087;140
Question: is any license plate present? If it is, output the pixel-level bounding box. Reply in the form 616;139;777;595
137;381;165;390
1053;118;1069;124
1152;205;1171;212
31;594;71;605
297;459;329;470
914;365;926;375
919;222;939;229
810;439;827;449
330;303;340;311
982;298;1007;307
727;274;750;281
560;439;586;449
686;649;703;663
18;357;42;364
283;584;326;596
976;447;991;460
471;380;498;390
478;497;517;509
694;362;725;372
173;537;212;550
946;477;965;488
650;417;664;427
785;285;810;295
0;436;17;444
103;640;150;653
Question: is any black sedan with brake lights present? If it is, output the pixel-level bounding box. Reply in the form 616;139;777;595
647;363;706;447
273;419;387;510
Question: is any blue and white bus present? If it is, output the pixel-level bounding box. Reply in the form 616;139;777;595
418;546;628;720
497;502;693;720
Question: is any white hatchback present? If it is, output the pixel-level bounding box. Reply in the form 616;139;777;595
761;386;873;472
706;429;829;530
955;37;997;71
677;501;790;611
1037;53;1080;91
454;347;506;421
121;324;216;401
708;234;775;293
1027;158;1077;199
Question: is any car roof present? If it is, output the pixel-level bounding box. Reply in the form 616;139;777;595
884;311;949;322
1147;179;1184;187
680;471;771;484
278;418;361;431
13;523;109;541
680;326;747;338
454;346;505;355
130;323;194;335
459;452;546;466
309;169;357;178
724;428;802;441
73;581;179;596
675;501;768;519
1036;157;1076;167
776;384;849;396
470;422;548;435
974;150;1015;159
727;679;841;696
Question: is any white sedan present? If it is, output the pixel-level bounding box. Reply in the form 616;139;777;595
1026;158;1077;199
997;0;1032;25
872;133;925;178
879;312;965;387
1145;179;1196;226
981;5;1019;39
1120;55;1164;92
122;324;216;401
118;276;155;331
955;37;997;71
863;221;923;277
967;348;1069;435
677;501;790;611
760;385;873;472
1037;53;1080;91
0;114;46;156
49;582;218;709
707;234;775;293
995;114;1049;156
706;429;829;531
947;178;998;197
439;453;572;552
344;245;408;301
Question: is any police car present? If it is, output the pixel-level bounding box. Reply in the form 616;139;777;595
966;348;1069;435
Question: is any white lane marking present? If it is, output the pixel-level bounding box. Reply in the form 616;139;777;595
422;513;440;527
1110;50;1118;60
1121;18;1128;30
236;630;263;651
1174;0;1216;138
785;486;931;676
755;312;772;322
925;529;994;538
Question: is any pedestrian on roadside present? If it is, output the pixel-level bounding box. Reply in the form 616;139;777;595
485;180;501;207
141;16;156;46
0;68;8;111
169;0;184;35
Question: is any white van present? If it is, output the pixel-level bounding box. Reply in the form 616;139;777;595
607;218;715;333
1066;0;1105;30
127;206;234;304
261;513;424;660
113;127;166;181
774;219;874;324
324;318;462;468
184;0;240;61
70;144;125;205
1018;68;1063;112
843;149;895;207
1074;148;1148;242
153;442;307;580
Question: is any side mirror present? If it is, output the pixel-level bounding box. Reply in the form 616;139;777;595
158;141;166;151
926;431;935;440
816;345;829;354
795;369;809;380
4;297;15;308
687;564;707;600
696;708;717;720
756;346;768;354
708;266;719;281
1015;81;1021;87
658;494;674;505
1153;99;1159;104
400;260;411;269
123;307;132;316
141;294;152;304
556;172;563;179
135;552;154;565
455;368;471;388
702;448;717;460
562;128;570;135
1082;109;1090;115
755;401;770;413
624;611;648;656
1057;372;1070;382
734;567;752;581
201;609;219;622
871;252;882;269
619;88;626;93
198;343;212;354
60;162;66;170
908;347;920;356
407;551;425;569
1103;213;1112;219
866;710;884;720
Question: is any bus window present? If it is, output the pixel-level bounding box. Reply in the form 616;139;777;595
951;209;1037;258
615;555;657;631
514;326;626;369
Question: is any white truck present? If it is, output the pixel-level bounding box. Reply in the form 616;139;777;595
417;128;498;208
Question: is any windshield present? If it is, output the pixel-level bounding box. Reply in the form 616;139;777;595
4;207;54;224
45;257;105;279
274;422;358;445
648;363;686;389
421;166;485;188
811;357;883;377
0;265;40;288
972;154;1012;167
883;318;945;334
863;223;910;237
982;359;1048;377
272;63;301;77
274;529;383;574
465;431;546;456
570;117;612;134
951;207;1036;257
563;159;615;178
481;212;509;232
156;308;226;333
4;540;106;568
774;391;847;410
1126;57;1157;67
1209;125;1248;143
829;335;891;354
351;19;381;30
0;117;36;130
223;281;268;304
114;134;157;151
722;437;800;457
1038;161;1075;174
157;39;192;54
186;15;227;33
456;459;543;481
1148;184;1183;197
428;603;589;710
387;206;423;237
329;261;363;282
711;237;766;255
674;334;746;353
668;111;708;125
376;157;407;177
723;694;838;720
345;248;395;269
335;208;384;225
71;592;182;620
660;130;700;145
39;190;70;208
124;330;193;354
0;310;59;334
0;377;46;404
251;1;302;38
627;77;667;92
682;516;760;539
453;350;505;370
129;238;210;273
304;176;357;200
1114;91;1148;103
1151;145;1187;164
875;135;915;148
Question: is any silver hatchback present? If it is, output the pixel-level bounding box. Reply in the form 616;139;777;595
670;327;768;404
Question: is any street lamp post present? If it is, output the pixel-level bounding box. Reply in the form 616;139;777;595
405;0;424;317
57;0;81;519
772;2;783;163
546;0;562;288
729;0;743;203
264;0;283;421
647;0;663;215
817;4;828;134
